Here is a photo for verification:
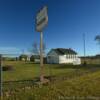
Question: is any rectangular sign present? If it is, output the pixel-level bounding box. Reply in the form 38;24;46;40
36;6;48;32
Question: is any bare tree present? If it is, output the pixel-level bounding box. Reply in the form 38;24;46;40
30;42;46;56
33;42;39;55
29;42;39;55
95;35;100;53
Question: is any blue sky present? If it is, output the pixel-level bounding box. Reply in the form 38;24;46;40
0;0;100;56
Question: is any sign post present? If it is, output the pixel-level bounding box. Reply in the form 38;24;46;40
36;6;48;83
0;54;2;96
40;31;44;82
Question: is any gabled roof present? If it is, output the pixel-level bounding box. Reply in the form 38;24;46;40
49;48;77;55
31;55;40;59
30;55;46;59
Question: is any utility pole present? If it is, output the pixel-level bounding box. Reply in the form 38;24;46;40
0;54;2;96
83;33;86;65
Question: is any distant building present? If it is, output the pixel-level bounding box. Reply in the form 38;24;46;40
19;54;30;61
80;54;100;64
30;55;47;63
47;48;81;65
95;54;100;58
30;55;40;63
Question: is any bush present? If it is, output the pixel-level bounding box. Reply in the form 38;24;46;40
2;65;14;71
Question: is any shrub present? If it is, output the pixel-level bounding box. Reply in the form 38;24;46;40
2;65;14;71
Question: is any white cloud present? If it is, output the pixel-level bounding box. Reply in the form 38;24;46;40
0;47;21;54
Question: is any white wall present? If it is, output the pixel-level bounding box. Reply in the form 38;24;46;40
59;54;81;64
59;55;67;63
47;51;81;65
47;51;59;64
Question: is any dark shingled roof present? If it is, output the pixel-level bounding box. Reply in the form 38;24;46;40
53;48;77;55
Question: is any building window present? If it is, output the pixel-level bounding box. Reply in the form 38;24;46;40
74;55;76;59
69;55;70;59
73;55;74;59
72;55;73;59
48;56;51;59
66;55;68;59
71;55;73;59
68;55;69;59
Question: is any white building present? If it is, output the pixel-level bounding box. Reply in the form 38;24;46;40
47;48;81;65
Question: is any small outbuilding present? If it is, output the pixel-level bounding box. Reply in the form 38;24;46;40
30;55;40;63
19;54;30;61
30;55;47;63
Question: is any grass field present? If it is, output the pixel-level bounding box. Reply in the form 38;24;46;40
2;61;100;100
3;61;78;82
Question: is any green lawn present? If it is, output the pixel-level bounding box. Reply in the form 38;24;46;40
3;61;79;82
2;61;100;100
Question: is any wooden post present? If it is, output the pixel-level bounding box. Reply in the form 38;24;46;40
40;31;44;83
0;54;2;96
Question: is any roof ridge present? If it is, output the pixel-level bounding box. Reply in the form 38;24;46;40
53;48;77;55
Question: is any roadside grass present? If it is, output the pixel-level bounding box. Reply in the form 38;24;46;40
3;61;100;82
2;61;100;100
3;61;79;82
3;70;100;100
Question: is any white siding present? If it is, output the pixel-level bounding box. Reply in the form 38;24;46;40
59;54;81;64
47;50;81;65
59;55;67;63
47;51;59;64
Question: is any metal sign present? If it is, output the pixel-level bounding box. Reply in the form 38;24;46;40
36;6;48;32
